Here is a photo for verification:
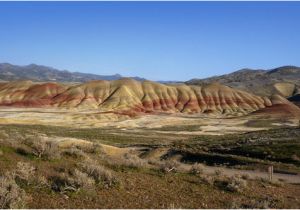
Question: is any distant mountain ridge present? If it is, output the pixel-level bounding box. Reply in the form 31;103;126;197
0;63;146;82
187;66;300;98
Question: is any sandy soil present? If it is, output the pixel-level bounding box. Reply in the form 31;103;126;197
0;107;297;135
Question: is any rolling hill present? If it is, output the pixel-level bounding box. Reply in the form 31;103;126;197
186;66;300;98
0;79;299;118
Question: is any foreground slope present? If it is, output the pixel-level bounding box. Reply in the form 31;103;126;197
0;79;299;118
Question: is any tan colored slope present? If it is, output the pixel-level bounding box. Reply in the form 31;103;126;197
0;79;297;116
273;82;297;97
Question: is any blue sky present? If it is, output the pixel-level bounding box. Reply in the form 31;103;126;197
0;2;300;81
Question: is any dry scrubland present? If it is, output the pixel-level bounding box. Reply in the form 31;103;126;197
0;123;300;208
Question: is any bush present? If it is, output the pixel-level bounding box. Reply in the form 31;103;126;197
189;163;204;175
62;147;85;158
199;174;214;185
159;160;180;173
214;169;223;176
15;145;33;157
241;174;250;180
148;159;181;173
110;153;147;169
15;162;35;184
225;176;247;193
0;173;27;208
124;153;147;168
36;175;49;188
0;130;9;140
75;143;103;154
80;159;117;187
51;170;95;193
70;169;95;190
50;173;77;193
24;136;60;159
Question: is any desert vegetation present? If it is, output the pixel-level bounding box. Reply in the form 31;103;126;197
0;125;300;208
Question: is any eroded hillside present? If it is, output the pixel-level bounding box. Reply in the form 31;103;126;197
0;79;299;117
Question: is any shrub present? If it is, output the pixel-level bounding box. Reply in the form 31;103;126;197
214;169;223;176
257;177;283;187
244;197;273;209
270;180;284;187
70;169;95;190
15;162;35;184
51;170;95;193
199;174;214;185
111;153;147;169
24;136;60;159
159;160;180;173
0;130;9;140
291;154;300;161
148;159;181;173
9;133;26;147
225;176;247;193
62;147;85;158
241;174;250;180
50;173;77;193
36;175;49;188
15;145;33;157
189;163;204;175
0;173;27;208
80;159;117;187
75;143;103;154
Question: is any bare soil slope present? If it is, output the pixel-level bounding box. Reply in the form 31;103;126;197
0;79;298;117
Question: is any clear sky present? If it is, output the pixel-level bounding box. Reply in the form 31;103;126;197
0;2;300;81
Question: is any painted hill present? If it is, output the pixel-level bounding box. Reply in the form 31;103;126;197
0;63;145;82
0;79;299;117
186;66;300;98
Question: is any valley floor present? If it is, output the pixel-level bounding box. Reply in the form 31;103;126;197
0;107;298;135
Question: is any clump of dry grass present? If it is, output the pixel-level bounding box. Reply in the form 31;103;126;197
0;173;27;208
